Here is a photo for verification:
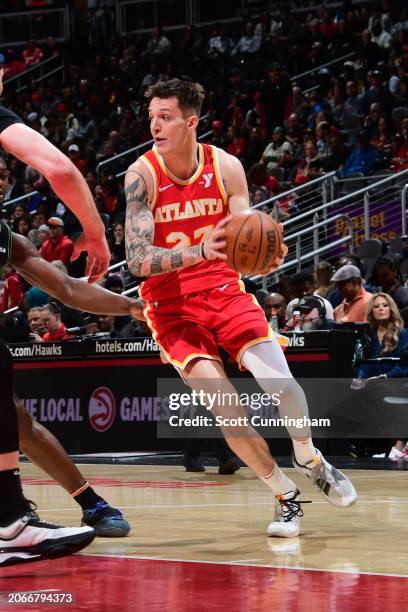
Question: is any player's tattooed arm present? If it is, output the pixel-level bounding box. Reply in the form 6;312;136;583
125;169;203;277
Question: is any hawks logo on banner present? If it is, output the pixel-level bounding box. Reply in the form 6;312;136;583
88;387;116;432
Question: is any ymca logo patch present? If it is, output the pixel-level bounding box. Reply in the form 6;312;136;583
201;173;213;188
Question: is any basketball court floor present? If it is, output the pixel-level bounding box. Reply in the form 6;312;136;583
1;458;408;611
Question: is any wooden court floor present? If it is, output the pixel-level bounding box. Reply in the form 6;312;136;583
1;463;408;611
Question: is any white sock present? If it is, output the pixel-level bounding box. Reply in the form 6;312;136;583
261;464;297;497
292;438;317;466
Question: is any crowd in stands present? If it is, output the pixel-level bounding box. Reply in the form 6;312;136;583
0;2;408;419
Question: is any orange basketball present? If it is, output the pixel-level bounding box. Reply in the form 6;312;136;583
224;210;283;274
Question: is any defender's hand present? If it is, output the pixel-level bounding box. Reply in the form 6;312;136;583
72;233;111;283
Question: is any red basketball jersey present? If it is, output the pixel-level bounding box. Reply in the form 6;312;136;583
138;143;239;301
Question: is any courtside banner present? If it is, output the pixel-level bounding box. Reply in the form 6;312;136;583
9;337;160;360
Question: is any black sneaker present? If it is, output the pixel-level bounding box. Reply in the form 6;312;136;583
0;514;95;567
81;502;130;537
218;460;240;475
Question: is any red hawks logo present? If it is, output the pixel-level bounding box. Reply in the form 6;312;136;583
88;387;116;432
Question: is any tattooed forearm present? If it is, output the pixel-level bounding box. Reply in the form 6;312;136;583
125;168;203;277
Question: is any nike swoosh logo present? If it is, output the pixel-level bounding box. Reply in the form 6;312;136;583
158;184;174;192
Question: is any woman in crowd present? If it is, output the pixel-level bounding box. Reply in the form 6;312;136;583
355;293;408;459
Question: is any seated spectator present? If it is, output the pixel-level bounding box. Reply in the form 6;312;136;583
286;271;334;320
314;261;335;300
92;314;121;338
39;217;74;266
247;161;276;193
344;80;364;120
0;264;22;312
354;293;408;460
232;22;261;57
263;292;287;330
41;302;71;342
142;27;171;59
207;121;229;151
207;25;234;59
320;134;349;172
108;223;126;264
338;131;381;177
22;39;44;66
331;264;372;323
27;306;45;342
2;48;25;79
294;295;335;331
315;121;332;159
226;126;246;160
261;127;293;173
16;216;31;237
373;255;408;311
356;293;408;379
294;140;323;185
67;144;87;176
96;174;125;217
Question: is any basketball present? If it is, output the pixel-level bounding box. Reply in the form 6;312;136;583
224;210;283;274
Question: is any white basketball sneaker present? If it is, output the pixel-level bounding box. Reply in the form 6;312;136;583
267;490;311;538
292;449;358;507
0;513;95;567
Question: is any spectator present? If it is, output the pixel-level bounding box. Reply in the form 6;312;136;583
41;302;71;342
314;261;335;300
2;49;25;79
67;144;87;176
294;295;335;331
260;127;292;173
344;81;364;120
232;22;261;57
259;64;292;136
286;271;334;319
338;131;381;177
27;306;45;342
0;264;22;312
16;216;31;237
22;39;44;66
226;126;246;159
356;293;408;379
108;223;126;264
294;140;323;185
208;120;228;150
142;27;171;59
331;264;372;323
207;25;234;59
373;256;408;311
39;217;74;266
263;292;287;330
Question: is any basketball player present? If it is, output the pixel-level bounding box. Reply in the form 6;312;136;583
1;223;145;537
0;65;119;566
125;79;357;538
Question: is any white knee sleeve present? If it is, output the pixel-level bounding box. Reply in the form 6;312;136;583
241;341;310;438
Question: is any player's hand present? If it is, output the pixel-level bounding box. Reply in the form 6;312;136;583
130;298;146;321
259;224;288;276
202;215;232;261
72;233;110;283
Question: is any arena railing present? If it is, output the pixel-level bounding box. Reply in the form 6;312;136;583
251;168;408;288
0;6;70;46
2;191;40;210
4;55;65;93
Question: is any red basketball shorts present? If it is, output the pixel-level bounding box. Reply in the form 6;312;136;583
144;280;274;370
